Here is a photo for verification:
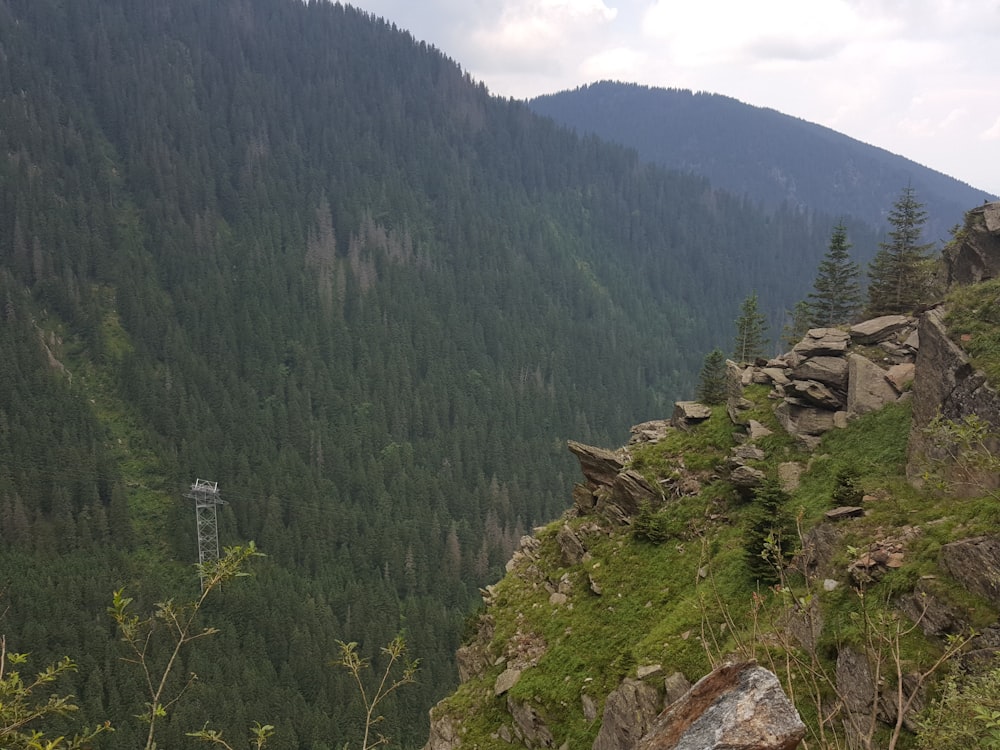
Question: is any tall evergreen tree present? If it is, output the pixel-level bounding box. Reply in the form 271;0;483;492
807;221;861;326
696;349;727;405
732;292;768;364
866;186;936;315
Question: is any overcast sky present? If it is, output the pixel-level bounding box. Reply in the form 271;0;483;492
350;0;1000;197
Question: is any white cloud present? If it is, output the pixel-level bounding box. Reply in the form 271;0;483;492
982;116;1000;142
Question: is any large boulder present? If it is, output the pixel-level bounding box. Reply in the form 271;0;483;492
850;316;913;345
906;307;1000;490
637;662;805;750
774;401;836;440
568;440;625;490
944;201;1000;287
941;536;1000;608
846;354;898;415
592;678;662;750
790;356;849;390
792;328;850;357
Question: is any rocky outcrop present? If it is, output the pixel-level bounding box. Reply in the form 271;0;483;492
940;536;1000;608
593;678;662;750
636;662;805;750
735;319;916;446
906;307;1000;490
944;201;1000;287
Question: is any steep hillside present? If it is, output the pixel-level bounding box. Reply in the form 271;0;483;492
425;206;1000;749
0;1;907;748
529;82;995;240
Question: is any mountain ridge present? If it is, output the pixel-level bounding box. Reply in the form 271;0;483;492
528;80;995;239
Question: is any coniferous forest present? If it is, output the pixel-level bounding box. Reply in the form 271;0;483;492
0;1;982;747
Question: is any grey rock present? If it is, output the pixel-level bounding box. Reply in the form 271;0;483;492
662;673;692;707
593;678;661;750
847;353;898;415
885;362;915;393
944;201;1000;287
792;328;850;357
495;667;522;696
582;693;599;723
637;662;805;750
672;401;712;426
568;440;625;490
761;367;791;386
941;536;1000;607
790;356;849;389
774;400;837;438
730;444;766;463
789;379;843;410
850;315;912;345
748;419;774;439
906;307;1000;493
777;462;803;492
630;420;672;445
424;712;463;750
825;506;864;521
556;523;588;566
508;695;555;748
730;464;766;488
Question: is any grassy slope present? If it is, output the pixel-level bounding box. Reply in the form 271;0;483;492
432;372;1000;749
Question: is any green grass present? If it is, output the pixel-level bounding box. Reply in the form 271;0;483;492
945;277;1000;386
434;377;1000;749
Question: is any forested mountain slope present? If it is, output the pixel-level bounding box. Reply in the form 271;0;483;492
0;1;950;748
529;81;994;238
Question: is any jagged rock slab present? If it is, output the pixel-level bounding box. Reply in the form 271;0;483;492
569;440;625;489
774;400;836;438
630;420;672;445
790;356;849;389
792;328;850;357
593;678;662;750
850;315;912;345
941;536;1000;607
825;506;864;521
789;379;843;410
673;401;712;427
637;662;805;750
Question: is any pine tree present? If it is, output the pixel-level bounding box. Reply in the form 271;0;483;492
732;292;768;364
867;186;936;315
696;349;727;405
808;221;861;326
744;478;794;583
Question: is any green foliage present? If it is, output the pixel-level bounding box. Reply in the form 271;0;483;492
916;660;1000;749
733;291;769;363
807;220;862;326
867;186;937;315
108;543;263;750
743;478;794;583
0;641;112;750
943;276;1000;387
332;636;418;750
696;349;728;405
831;466;865;506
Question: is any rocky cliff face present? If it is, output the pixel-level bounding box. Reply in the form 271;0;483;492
424;203;1000;750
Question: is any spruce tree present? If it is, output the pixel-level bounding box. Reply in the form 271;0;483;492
867;186;936;315
732;292;768;364
744;478;794;583
808;221;861;326
696;349;727;405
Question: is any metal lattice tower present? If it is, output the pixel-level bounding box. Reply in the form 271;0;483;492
185;479;224;589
